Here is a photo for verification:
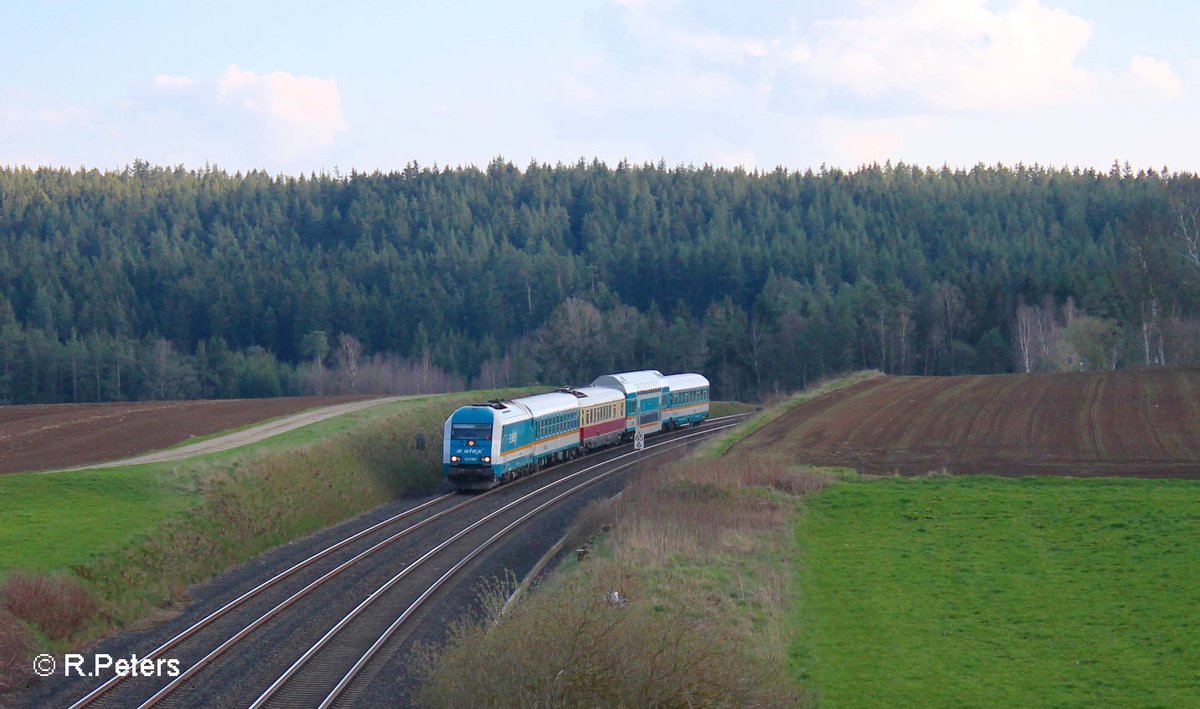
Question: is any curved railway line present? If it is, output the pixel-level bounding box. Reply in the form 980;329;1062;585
63;415;746;708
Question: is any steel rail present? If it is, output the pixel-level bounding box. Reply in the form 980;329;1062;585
67;491;457;708
318;426;736;709
250;423;738;708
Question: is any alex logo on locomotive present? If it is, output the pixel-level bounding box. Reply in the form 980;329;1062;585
441;370;709;490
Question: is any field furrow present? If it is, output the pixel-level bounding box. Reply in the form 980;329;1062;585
751;370;1200;478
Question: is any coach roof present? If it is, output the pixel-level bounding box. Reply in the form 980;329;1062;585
591;370;666;395
512;390;583;418
572;386;625;405
663;373;709;391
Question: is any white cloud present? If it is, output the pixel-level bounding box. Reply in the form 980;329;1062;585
576;0;1200;171
1128;55;1183;98
216;64;347;161
613;0;773;66
797;0;1096;112
153;75;196;89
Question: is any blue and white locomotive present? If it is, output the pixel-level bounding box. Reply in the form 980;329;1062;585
442;370;709;490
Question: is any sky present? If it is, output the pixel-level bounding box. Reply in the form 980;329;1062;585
1;0;1197;175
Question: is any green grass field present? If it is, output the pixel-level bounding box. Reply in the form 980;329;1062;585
0;467;197;572
790;475;1200;707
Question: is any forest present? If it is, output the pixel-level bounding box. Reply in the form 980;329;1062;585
0;158;1197;404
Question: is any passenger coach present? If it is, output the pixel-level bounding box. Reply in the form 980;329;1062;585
590;370;670;437
662;372;710;429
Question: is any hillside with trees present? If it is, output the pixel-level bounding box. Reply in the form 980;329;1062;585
0;159;1197;404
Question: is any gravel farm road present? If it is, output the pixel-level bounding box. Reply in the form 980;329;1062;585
68;396;409;471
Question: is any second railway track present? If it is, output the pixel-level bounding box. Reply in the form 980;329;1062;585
61;415;745;708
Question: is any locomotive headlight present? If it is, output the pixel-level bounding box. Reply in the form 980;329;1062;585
483;456;492;463
468;440;476;446
450;455;460;463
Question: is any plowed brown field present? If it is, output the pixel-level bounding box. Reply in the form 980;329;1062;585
0;396;371;474
738;369;1200;478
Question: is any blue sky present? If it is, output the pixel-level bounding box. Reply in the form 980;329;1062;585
2;0;1196;174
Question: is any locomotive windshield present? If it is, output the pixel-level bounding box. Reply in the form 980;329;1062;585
451;423;493;440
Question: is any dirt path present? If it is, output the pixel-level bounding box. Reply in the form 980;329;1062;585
66;397;410;471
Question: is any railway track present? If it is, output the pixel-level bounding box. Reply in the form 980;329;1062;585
67;415;745;708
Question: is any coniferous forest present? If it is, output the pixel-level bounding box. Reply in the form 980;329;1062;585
1;158;1198;404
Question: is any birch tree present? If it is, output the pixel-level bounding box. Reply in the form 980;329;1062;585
336;332;363;393
1176;199;1200;276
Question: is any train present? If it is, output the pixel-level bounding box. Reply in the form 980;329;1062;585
442;370;710;490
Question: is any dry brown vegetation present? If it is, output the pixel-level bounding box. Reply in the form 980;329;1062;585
0;610;31;696
1;572;97;642
419;453;830;707
0;572;97;696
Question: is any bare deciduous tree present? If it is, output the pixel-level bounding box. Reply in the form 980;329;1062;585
1175;198;1200;276
536;298;604;385
1015;302;1037;373
335;332;363;393
935;281;968;374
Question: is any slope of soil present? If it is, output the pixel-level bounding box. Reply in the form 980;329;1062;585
0;396;372;474
737;369;1200;478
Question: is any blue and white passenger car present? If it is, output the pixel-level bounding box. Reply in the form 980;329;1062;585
661;372;710;429
590;370;670;437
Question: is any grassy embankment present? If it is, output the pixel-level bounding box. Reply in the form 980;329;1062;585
0;389;533;694
417;373;875;707
791;475;1200;706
